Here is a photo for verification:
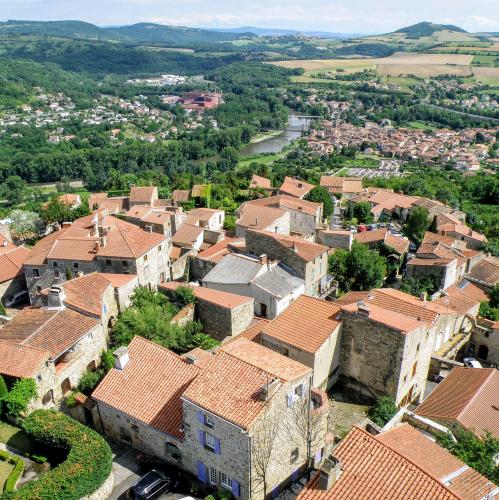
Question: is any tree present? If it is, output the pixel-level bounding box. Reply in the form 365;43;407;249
305;186;333;219
8;210;44;243
489;284;499;308
328;242;387;291
252;408;281;497
352;201;374;224
174;286;197;306
437;428;499;485
404;206;431;244
0;374;8;416
368;396;397;427
0;176;26;205
400;275;440;298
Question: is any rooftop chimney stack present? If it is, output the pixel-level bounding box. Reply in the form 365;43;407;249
47;285;67;310
317;456;342;491
255;216;260;227
259;254;268;266
356;300;370;317
113;346;130;370
185;354;197;365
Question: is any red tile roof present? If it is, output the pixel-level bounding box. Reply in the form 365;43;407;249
376;424;496;499
250;174;272;189
221;337;311;381
171;224;203;247
61;273;111;317
262;295;341;353
279;176;314;198
242;195;321;217
0;245;30;283
0;339;50;378
93;336;201;438
298;426;459;500
248;230;328;262
237;204;287;232
160;282;253;309
182;350;282;429
129;186;158;204
320;176;363;194
196;238;245;263
416;367;499;439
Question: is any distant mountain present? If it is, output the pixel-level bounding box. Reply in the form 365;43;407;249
210;26;357;39
106;23;250;45
0;20;118;40
394;21;467;37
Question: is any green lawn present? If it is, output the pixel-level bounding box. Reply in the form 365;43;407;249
0;459;14;495
0;421;33;454
238;151;286;169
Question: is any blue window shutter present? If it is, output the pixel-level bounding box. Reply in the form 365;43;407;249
198;430;205;447
197;461;207;483
231;480;240;497
286;393;293;407
197;411;205;425
291;469;299;481
214;437;221;455
271;485;280;498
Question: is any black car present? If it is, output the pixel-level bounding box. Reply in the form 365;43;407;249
131;470;174;499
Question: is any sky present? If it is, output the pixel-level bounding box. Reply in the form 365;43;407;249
0;0;498;34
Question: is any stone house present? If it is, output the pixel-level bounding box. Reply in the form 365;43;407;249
319;176;363;200
23;211;170;303
249;175;274;194
469;317;499;366
171;224;204;252
93;336;328;500
129;186;159;208
125;205;186;237
415;367;499;440
256;295;343;389
237;195;323;237
465;255;499;293
438;223;487;250
160;282;254;341
0;281;110;409
245;229;329;296
316;230;352;251
201;253;305;319
185;208;225;231
0;234;30;306
235;204;290;239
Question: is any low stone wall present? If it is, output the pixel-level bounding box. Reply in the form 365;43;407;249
83;470;114;500
171;303;195;327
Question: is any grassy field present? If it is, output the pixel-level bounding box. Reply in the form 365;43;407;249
0;421;33;454
274;52;474;79
473;66;499;85
238;151;285;169
472;54;499;66
0;459;14;495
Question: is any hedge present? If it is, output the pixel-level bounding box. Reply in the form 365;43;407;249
0;449;25;493
3;410;113;500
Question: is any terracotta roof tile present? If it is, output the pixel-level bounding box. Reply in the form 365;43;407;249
93;336;201;438
196;238;245;263
172;190;191;203
242;195;321;217
0;246;30;283
62;273;111;317
129;186;158;204
262;295;341;353
237;204;287;231
416;367;499;439
320;176;363;194
248;229;328;262
376;424;496;499
467;257;499;288
0;339;50;378
238;318;269;342
160;282;253;309
250;175;272;189
98;273;137;288
181;347;215;369
221;337;311;381
171;224;203;247
182;351;281;429
279;177;314;198
298;426;459;500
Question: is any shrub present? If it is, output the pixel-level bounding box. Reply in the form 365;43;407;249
0;374;8;415
77;370;102;395
3;378;36;418
174;286;197;306
0;302;6;316
368;396;398;427
100;350;115;372
3;410;113;500
0;449;25;493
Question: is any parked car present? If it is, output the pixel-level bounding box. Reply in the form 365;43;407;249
463;357;483;368
131;470;178;500
367;224;379;231
357;225;368;232
4;290;29;308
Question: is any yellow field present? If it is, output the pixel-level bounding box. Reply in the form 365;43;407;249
472;66;499;85
272;52;474;78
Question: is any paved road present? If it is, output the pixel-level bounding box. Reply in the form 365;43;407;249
427;104;499;123
109;443;141;500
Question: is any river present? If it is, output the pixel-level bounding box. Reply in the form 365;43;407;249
239;113;313;156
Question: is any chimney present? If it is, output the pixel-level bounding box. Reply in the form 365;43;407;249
62;221;72;228
255;216;260;227
356;300;370;317
144;225;153;233
2;240;7;247
259;378;281;401
420;292;427;302
317;456;342;491
93;241;100;253
259;254;268;266
47;285;66;310
185;354;197;365
100;236;107;248
292;242;299;253
113;346;130;370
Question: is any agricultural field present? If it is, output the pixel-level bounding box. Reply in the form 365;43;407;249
472;54;499;67
273;52;474;78
473;66;499;85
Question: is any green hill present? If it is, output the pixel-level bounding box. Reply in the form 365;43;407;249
395;21;467;38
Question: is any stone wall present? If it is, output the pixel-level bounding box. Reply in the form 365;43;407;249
190;256;216;281
196;299;254;341
406;259;456;290
0;275;26;305
469;323;499;365
171;304;195;327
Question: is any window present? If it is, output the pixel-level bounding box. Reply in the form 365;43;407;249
33;269;40;278
158;245;162;252
220;472;233;490
53;262;58;268
205;414;214;428
290;448;299;464
209;467;218;485
42;390;53;405
144;254;148;262
416;343;420;352
87;360;97;371
37;374;42;382
36;285;42;294
61;377;71;395
412;361;418;377
283;348;289;357
54;270;60;278
106;259;112;267
294;384;304;397
122;260;128;267
205;433;216;451
73;262;79;269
